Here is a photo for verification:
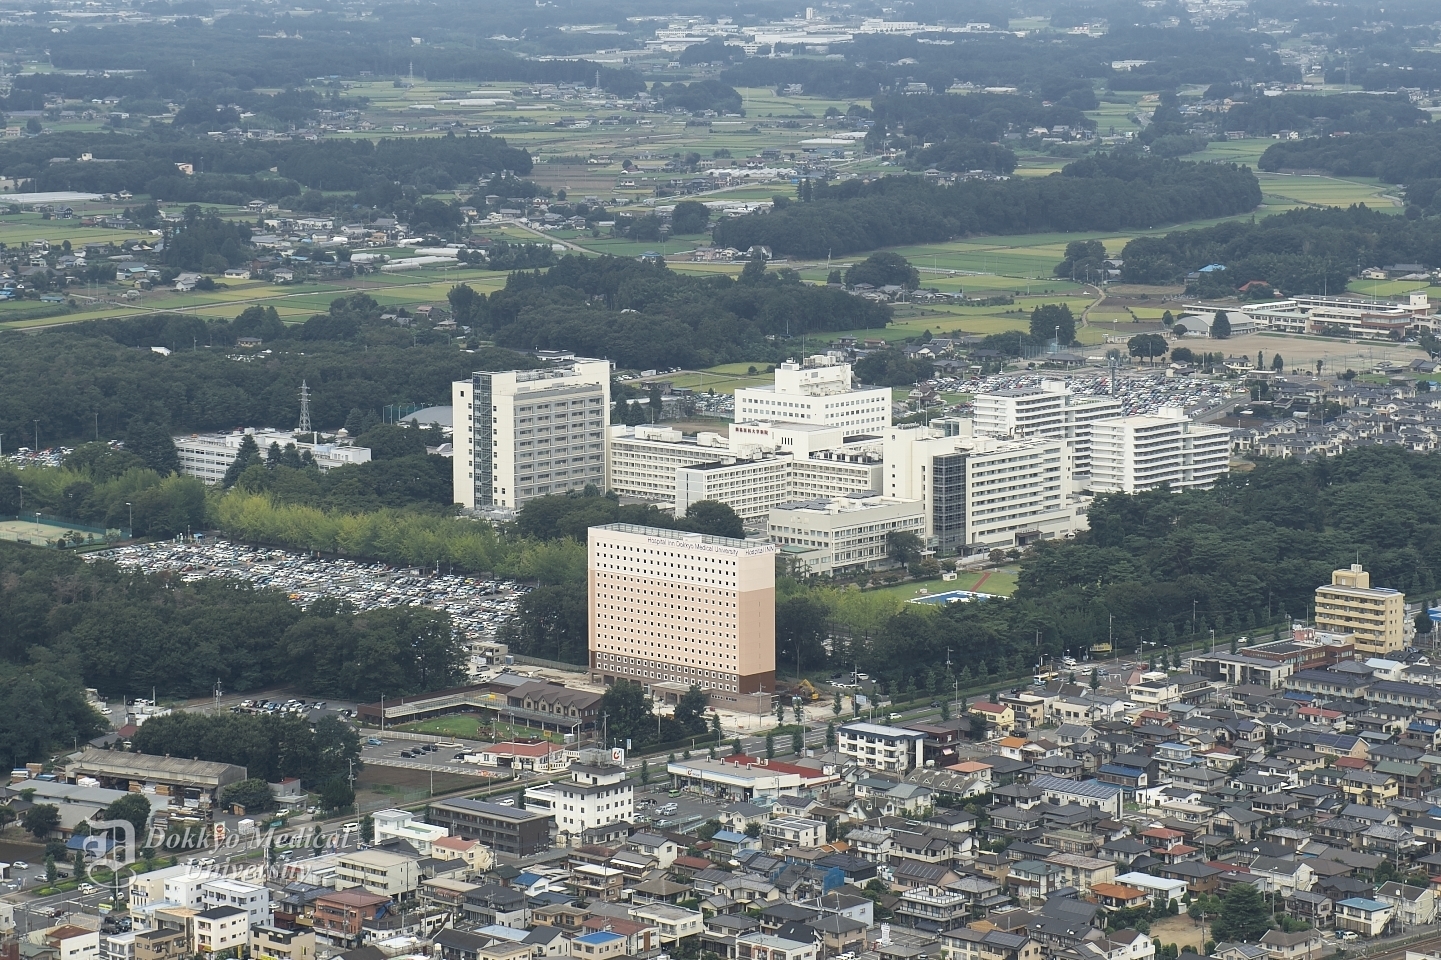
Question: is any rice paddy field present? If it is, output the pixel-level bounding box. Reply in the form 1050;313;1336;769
0;77;1411;337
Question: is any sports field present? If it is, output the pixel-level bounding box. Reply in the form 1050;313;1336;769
0;517;103;546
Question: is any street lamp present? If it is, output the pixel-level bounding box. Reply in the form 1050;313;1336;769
32;419;39;453
125;501;133;534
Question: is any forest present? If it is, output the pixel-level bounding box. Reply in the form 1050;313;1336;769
0;542;466;771
711;155;1262;258
1119;205;1441;293
447;254;892;370
0;299;541;448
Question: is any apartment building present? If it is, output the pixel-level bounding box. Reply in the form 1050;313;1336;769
522;762;632;846
426;798;553;857
201;877;271;926
884;423;1082;553
250;926;316;960
1088;411;1231;494
193;907;249;955
588;522;776;699
452;359;610;510
734;354;890;432
1314;564;1407;656
767;492;925;576
837;721;926;773
335;848;419;898
971;382;1122;477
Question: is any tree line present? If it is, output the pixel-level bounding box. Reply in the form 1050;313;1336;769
1258;125;1441;187
132;710;360;786
13;130;532;201
711;155;1262;258
0;300;540;448
1225;93;1427;138
1119;204;1441;293
866;92;1096;173
446;254;891;371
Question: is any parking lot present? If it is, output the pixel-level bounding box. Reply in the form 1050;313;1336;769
98;540;524;661
943;371;1232;417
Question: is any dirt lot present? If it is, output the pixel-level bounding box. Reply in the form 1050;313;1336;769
355;766;489;812
1150;913;1208;950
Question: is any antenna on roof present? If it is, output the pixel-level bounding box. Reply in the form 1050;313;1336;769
298;381;313;435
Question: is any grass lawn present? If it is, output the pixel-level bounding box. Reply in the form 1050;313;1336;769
865;568;1019;602
397;714;564;743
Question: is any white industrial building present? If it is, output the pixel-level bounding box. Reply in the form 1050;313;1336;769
1185;292;1436;340
173;430;371;483
1088;411;1232;493
452;360;611;511
767;492;926;576
522;761;632;847
734;354;890;432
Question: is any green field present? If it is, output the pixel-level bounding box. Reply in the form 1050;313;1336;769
396;714;565;743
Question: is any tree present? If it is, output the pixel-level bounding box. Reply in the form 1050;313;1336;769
833;691;843;716
222;434;262;487
791;728;804;754
1090;667;1101;690
1030;304;1076;346
640;759;651;786
744;821;762;838
24;804;60;840
1211;310;1232;339
124;420;181;476
1212;884;1272;942
674;684;710;736
103;794;152;842
825;720;836;748
775;699;786;724
683;500;744;539
845;251;920;290
318;777;354;811
1271;353;1284;372
220;778;275;812
1127;334;1168;365
671;200;710;235
940;700;951;721
360;815;374;842
764;731;776;758
600;680;657;748
887;529;923;565
45;855;58;887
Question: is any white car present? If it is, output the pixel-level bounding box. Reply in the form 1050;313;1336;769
11;860;28;869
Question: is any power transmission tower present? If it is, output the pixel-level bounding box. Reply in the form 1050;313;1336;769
298;381;313;435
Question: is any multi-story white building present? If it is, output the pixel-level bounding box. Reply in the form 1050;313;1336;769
734;355;890;432
674;456;793;525
522;761;632;846
588;522;776;701
193;907;249;955
452;360;610;510
884;423;1083;553
611;423;882;526
837;721;926;772
1088;411;1231;494
971;382;1122;477
201;877;272;927
371;808;448;855
767;493;925;576
173;429;371;483
335;848;419;898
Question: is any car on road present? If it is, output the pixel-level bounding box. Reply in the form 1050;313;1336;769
78;883;97;894
366;737;383;746
496;797;515;806
11;860;28;869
